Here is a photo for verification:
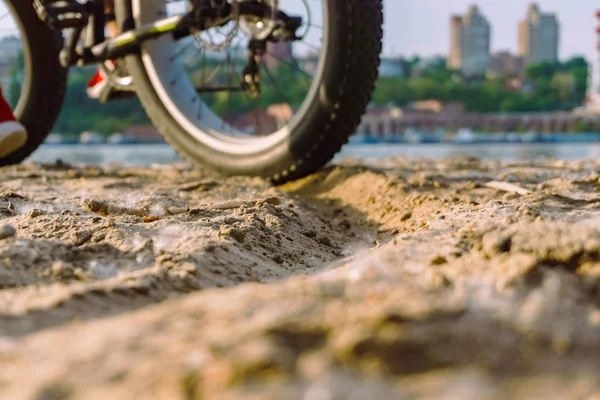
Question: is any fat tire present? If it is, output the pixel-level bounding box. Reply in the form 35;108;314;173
121;0;383;184
1;1;67;165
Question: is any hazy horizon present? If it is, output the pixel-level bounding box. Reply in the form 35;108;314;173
382;0;598;64
1;1;598;65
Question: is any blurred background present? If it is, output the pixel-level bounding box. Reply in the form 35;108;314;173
1;0;600;164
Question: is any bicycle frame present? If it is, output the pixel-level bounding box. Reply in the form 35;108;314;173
41;0;300;68
50;0;188;67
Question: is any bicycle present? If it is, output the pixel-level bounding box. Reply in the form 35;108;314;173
1;0;383;183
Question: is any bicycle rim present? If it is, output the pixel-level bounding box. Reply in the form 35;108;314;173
0;0;32;118
131;0;329;156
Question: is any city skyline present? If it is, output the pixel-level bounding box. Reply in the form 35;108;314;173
448;5;492;75
382;0;597;63
445;3;564;76
518;3;560;65
1;1;596;64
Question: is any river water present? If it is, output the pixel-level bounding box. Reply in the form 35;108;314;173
27;142;600;166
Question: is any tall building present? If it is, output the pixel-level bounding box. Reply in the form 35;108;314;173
448;5;491;76
518;3;560;65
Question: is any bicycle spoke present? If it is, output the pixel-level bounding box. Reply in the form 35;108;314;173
155;0;325;138
225;37;263;135
260;58;292;127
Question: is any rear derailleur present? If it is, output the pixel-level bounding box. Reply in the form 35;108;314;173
187;0;303;97
237;2;303;96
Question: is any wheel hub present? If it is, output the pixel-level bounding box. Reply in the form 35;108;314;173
238;0;278;40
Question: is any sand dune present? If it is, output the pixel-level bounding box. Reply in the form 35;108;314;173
1;157;600;399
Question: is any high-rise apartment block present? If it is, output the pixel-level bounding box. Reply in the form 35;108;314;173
448;5;491;76
518;3;560;65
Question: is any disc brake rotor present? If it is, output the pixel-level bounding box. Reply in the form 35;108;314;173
187;0;281;51
238;0;278;40
188;1;239;51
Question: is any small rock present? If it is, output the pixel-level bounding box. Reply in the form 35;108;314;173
71;230;93;246
318;236;332;247
180;262;198;275
1;191;27;200
261;197;281;206
430;254;448;266
481;232;513;257
400;211;412;221
338;220;351;230
50;261;76;280
28;209;44;218
219;226;245;243
0;224;16;240
177;179;218;192
92;232;106;243
83;199;105;214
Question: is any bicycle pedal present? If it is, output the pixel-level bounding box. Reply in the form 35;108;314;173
34;0;89;29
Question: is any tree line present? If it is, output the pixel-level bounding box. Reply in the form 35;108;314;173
372;56;590;113
7;53;591;135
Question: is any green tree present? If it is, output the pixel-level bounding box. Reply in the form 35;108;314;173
552;71;575;106
6;51;25;107
525;62;557;81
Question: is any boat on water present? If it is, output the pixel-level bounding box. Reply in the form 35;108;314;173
450;128;479;144
43;133;78;145
521;131;543;143
107;133;139;145
505;132;521;143
404;128;446;144
79;131;106;145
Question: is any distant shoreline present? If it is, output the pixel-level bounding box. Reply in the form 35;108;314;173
42;132;600;147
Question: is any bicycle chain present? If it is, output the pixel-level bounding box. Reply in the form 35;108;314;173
189;0;239;51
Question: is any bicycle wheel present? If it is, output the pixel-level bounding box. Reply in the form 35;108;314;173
120;0;382;183
0;0;66;165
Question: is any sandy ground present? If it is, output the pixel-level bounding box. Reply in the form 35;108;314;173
1;156;600;399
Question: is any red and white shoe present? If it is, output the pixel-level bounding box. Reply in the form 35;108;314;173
87;60;135;102
0;88;27;158
86;66;110;99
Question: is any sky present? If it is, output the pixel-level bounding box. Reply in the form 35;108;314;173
1;1;597;64
381;0;599;63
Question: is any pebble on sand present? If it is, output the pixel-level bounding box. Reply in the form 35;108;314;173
0;224;16;240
